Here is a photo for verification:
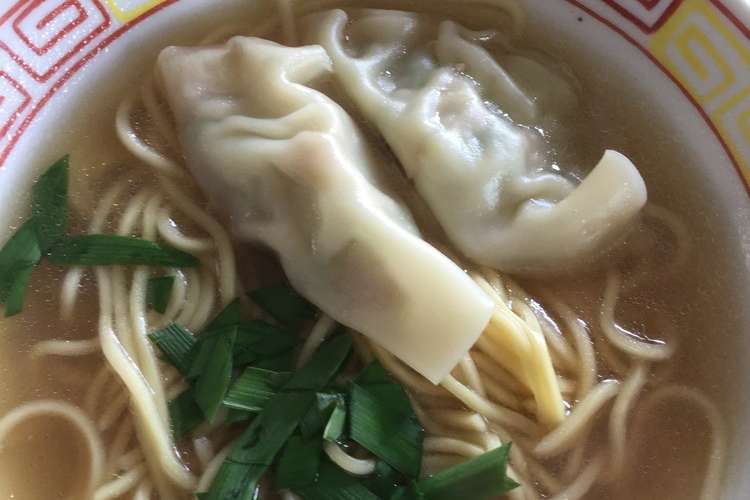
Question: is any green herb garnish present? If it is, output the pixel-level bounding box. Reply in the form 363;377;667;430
233;320;297;367
169;387;204;440
147;275;175;313
148;323;196;376
188;299;241;379
0;157;198;316
323;394;347;442
415;443;518;500
47;234;198;267
275;434;322;490
188;300;243;421
350;362;423;478
365;461;403;499
0;220;42;316
223;367;290;413
152;296;519;500
203;334;352;500
249;285;316;325
32;156;68;251
300;391;343;438
295;460;379;500
193;325;236;421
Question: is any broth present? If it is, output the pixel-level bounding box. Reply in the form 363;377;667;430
0;1;742;498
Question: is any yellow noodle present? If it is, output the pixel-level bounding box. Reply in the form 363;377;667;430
441;375;540;435
534;380;620;458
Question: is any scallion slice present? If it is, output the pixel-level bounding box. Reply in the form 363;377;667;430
323;395;347;442
188;299;241;379
283;338;351;392
415;443;519;500
0;220;42;317
193;327;237;421
300;391;342;438
365;461;404;499
294;460;380;500
249;285;316;326
275;434;322;490
204;335;352;500
223;367;290;413
3;266;35;317
233;320;297;367
148;323;196;376
169;387;204;440
47;234;198;267
252;350;295;371
32;155;68;251
389;486;419;500
349;362;423;478
1;157;205;317
146;276;175;314
225;409;252;425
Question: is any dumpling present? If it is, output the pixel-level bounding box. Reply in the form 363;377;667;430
156;36;493;383
306;9;648;274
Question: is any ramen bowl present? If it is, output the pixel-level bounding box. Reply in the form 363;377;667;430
0;1;749;499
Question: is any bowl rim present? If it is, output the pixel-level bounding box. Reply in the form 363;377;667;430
0;0;747;201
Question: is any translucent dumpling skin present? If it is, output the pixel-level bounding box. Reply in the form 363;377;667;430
157;37;493;383
306;9;648;274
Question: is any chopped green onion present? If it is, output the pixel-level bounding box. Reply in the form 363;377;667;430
415;443;519;500
366;461;404;499
1;157;205;318
389;486;419;500
204;335;352;500
47;234;198;267
252;350;295;371
225;409;252;425
300;391;342;438
3;266;36;318
169;388;204;440
193;327;237;421
323;395;347;442
208;390;316;500
32;156;68;251
148;323;196;376
146;276;175;314
249;285;315;325
205;299;241;330
283;337;351;392
223;367;290;413
0;220;42;317
275;434;322;490
294;460;380;500
349;362;423;478
188;299;241;379
233;320;298;367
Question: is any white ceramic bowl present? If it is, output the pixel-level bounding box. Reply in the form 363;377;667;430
0;0;749;498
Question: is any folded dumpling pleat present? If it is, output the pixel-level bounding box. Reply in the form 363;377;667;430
307;9;648;274
157;37;493;383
